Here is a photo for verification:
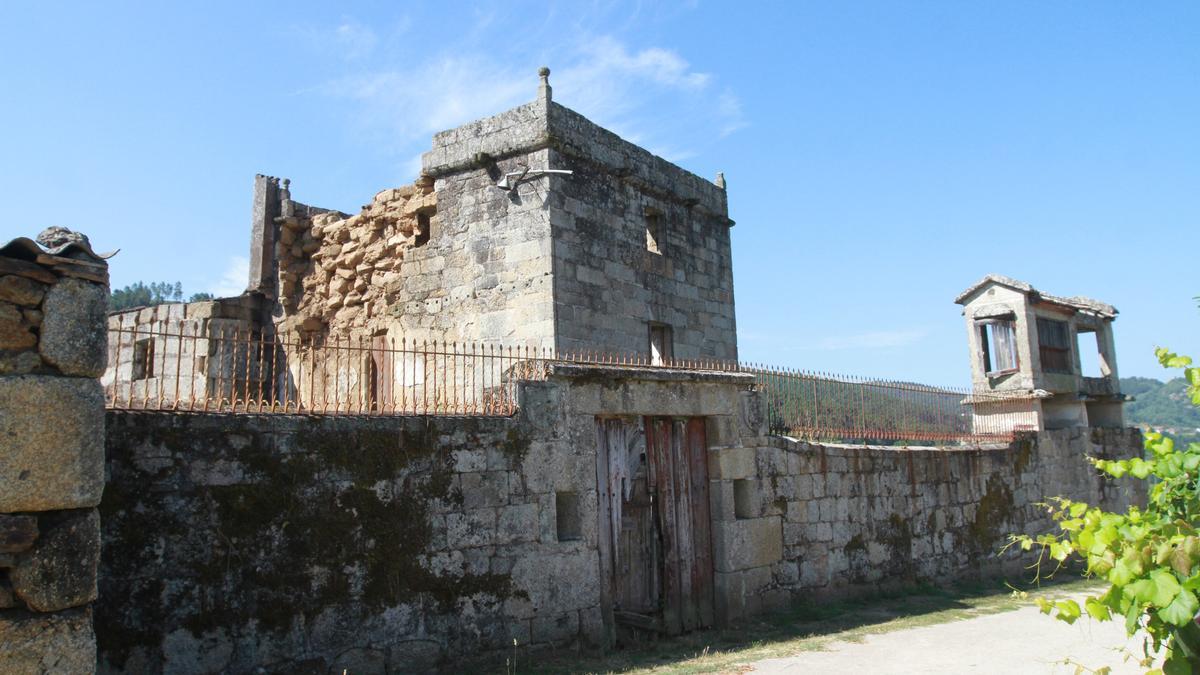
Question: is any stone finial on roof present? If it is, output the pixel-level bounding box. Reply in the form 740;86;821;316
538;66;552;105
715;172;726;190
36;227;90;251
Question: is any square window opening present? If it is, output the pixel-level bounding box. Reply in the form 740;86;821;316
648;323;673;366
1037;318;1073;374
555;491;582;542
978;318;1018;376
1078;328;1104;378
414;209;435;247
645;211;662;255
132;338;155;380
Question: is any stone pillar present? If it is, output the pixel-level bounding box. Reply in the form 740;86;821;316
247;174;281;295
0;231;108;673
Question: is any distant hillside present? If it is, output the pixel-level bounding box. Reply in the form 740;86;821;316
1122;377;1200;440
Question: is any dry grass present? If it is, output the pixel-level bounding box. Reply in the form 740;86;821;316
480;577;1102;675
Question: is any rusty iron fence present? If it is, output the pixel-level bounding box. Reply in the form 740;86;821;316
744;366;1030;444
104;325;1026;443
103;325;739;417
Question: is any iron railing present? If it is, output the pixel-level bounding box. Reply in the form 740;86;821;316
103;325;1027;443
103;326;739;417
746;366;1032;444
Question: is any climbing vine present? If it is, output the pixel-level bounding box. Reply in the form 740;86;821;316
1010;348;1200;675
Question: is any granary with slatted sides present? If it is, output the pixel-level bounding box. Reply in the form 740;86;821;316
955;273;1126;431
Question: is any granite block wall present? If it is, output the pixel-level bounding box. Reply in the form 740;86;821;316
706;427;1146;619
545;103;737;361
98;409;602;674
0;234;110;673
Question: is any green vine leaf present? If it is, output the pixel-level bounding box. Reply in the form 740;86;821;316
1158;589;1199;627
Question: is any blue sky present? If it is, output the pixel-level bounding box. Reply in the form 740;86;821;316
2;1;1196;385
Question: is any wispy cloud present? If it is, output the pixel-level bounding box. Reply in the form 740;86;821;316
716;89;748;137
322;55;530;156
311;32;745;174
208;256;248;298
291;19;385;61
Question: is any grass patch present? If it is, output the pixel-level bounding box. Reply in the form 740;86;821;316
487;576;1102;675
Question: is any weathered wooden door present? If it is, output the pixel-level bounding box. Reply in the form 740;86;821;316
368;334;392;411
596;417;714;637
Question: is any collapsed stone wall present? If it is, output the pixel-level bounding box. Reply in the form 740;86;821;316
99;410;601;674
0;234;109;672
273;180;436;337
708;427;1146;618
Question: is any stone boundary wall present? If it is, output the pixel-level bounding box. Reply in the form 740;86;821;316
98;366;1147;673
99;410;601;674
707;427;1146;618
0;238;109;672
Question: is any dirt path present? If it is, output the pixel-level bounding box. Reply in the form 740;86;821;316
748;591;1152;674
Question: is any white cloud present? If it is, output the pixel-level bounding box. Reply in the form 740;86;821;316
208;256;248;298
292;19;382;61
324;56;530;152
716;89;748;137
314;34;745;167
332;21;378;60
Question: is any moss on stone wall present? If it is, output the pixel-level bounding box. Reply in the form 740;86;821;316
99;412;524;671
968;475;1015;551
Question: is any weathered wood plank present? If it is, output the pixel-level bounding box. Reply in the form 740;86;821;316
672;418;698;631
687;417;716;628
0;256;57;283
649;417;683;635
595;418;616;646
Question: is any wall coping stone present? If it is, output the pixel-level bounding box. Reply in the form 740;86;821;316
547;363;755;386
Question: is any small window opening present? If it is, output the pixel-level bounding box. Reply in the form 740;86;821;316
414;209;434;247
978;318;1018;376
733;479;755;520
1078;328;1104;378
648;323;673;366
1037;318;1073;374
556;492;582;541
645;210;662;254
132;338;155;380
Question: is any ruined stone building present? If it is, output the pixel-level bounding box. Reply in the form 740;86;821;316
107;69;736;410
956;274;1125;431
1;69;1147;675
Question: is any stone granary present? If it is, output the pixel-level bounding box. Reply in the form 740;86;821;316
956;274;1125;431
110;68;736;370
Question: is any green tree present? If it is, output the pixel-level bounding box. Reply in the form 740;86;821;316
109;281;183;311
1012;348;1200;674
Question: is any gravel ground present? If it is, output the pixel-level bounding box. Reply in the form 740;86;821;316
749;591;1156;674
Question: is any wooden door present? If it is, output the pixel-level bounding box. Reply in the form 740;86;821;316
369;334;392;411
596;416;713;638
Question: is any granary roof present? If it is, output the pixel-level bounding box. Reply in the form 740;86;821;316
954;274;1118;319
